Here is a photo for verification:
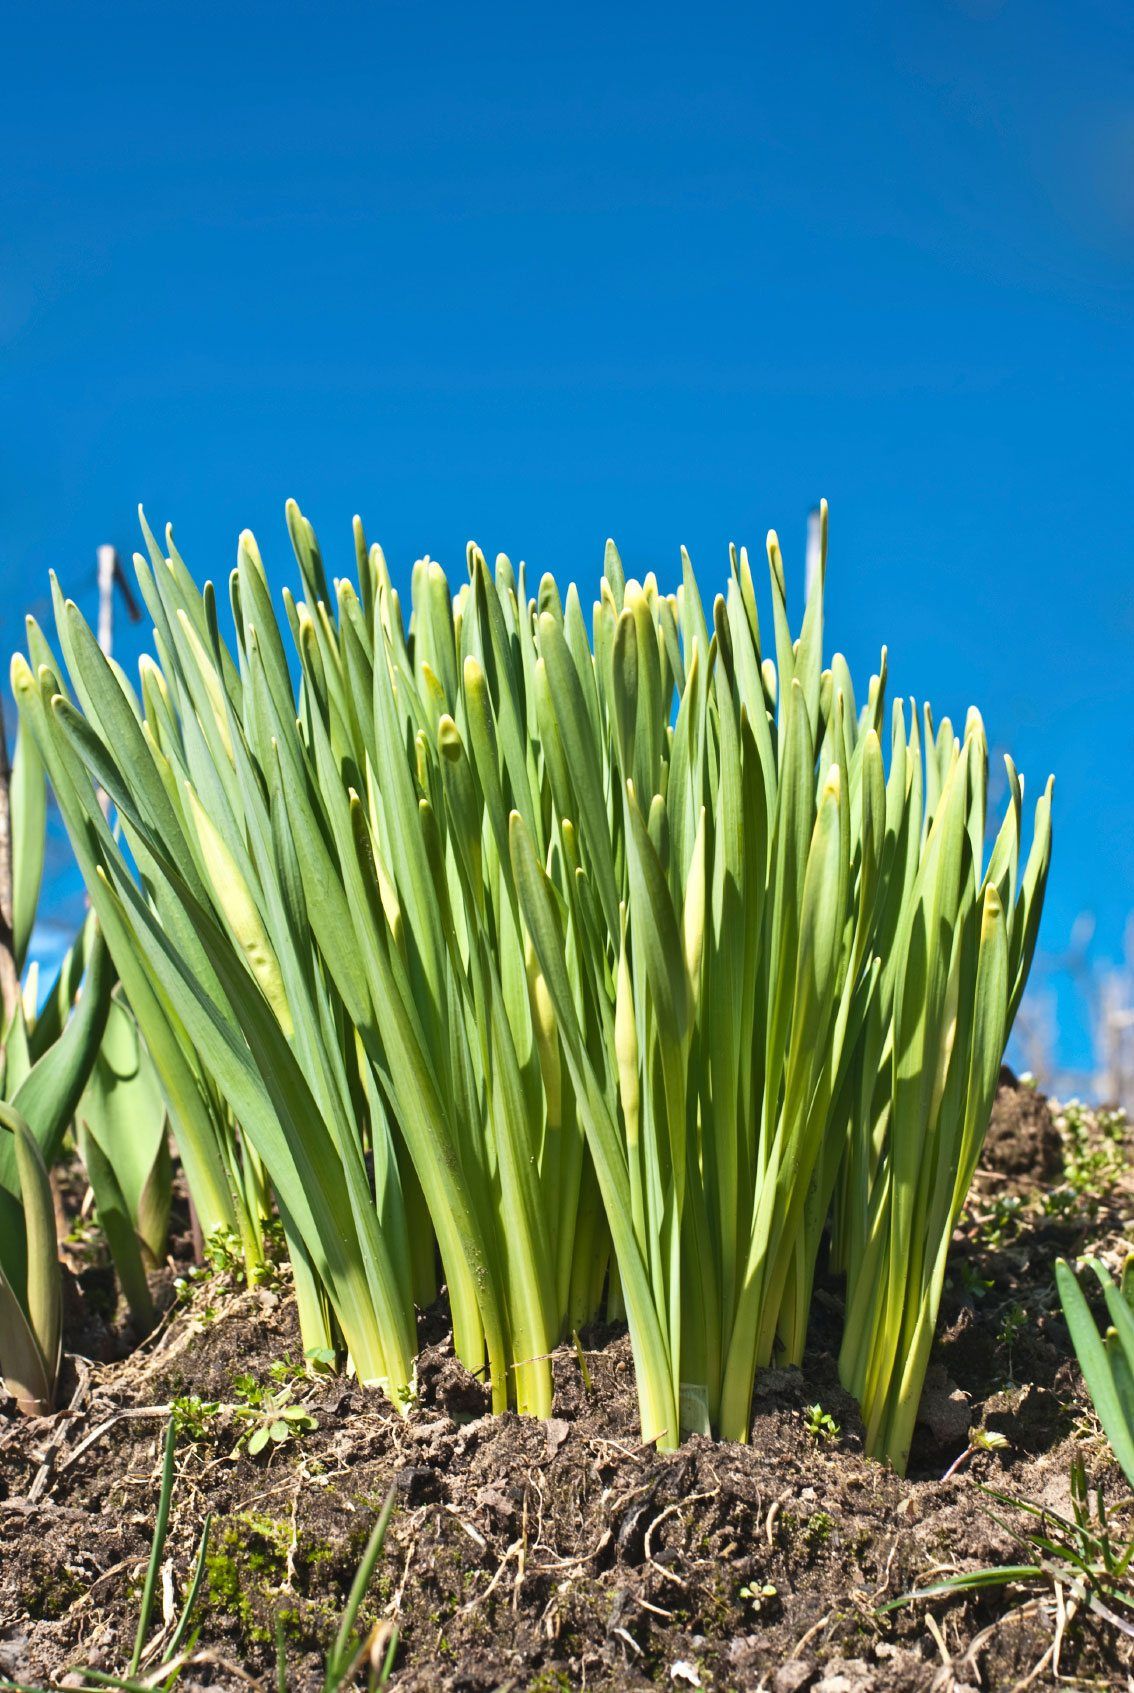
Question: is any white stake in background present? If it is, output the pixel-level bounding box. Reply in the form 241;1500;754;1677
96;542;141;660
805;504;822;603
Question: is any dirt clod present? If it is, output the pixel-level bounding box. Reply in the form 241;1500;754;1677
983;1067;1064;1185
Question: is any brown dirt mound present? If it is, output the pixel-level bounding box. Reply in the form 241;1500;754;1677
982;1069;1064;1187
0;1089;1131;1692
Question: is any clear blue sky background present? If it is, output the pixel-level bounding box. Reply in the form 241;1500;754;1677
2;0;1131;1076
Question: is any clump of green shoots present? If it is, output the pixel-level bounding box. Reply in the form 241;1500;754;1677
13;498;1051;1471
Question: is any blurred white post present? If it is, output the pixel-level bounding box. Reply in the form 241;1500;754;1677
0;694;18;1025
94;544;142;813
805;506;822;601
97;543;118;658
95;544;118;818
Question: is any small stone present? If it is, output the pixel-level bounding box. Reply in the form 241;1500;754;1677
728;1635;760;1664
409;1416;453;1444
773;1661;814;1693
814;1658;874;1693
476;1484;518;1522
670;1662;701;1686
544;1416;570;1456
0;1640;28;1677
614;1498;652;1564
916;1364;971;1447
454;1416;488;1457
394;1463;440;1505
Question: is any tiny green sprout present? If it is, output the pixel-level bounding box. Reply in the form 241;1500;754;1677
739;1581;778;1614
1099;1106;1129;1146
1041;1185;1078;1222
305;1345;338;1372
249;1261;284;1291
805;1404;840;1443
1059;1099;1088;1138
392;1377;420;1414
65;1212;99;1249
997;1301;1028;1381
957;1262;993;1302
572;1330;594;1395
983;1193;1023;1248
971;1427;1009;1453
267;1353;309;1387
171;1393;220;1443
231;1375;318;1459
249;1220;287;1291
173;1261;211;1305
942;1425;1011;1478
204;1225;246;1280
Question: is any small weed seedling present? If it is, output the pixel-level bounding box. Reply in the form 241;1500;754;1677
572;1329;595;1396
955;1261;993;1303
983;1193;1024;1249
997;1301;1028;1382
172;1262;211;1304
203;1225;247;1281
171;1393;220;1444
973;1427;1010;1455
739;1580;779;1616
1041;1185;1081;1225
805;1404;840;1444
231;1372;318;1458
941;1426;1010;1480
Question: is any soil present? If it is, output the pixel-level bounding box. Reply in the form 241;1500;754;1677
2;1079;1134;1692
981;1070;1066;1189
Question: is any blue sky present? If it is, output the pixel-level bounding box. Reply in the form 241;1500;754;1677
2;0;1131;1076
